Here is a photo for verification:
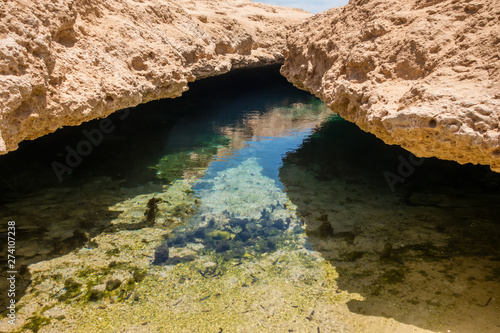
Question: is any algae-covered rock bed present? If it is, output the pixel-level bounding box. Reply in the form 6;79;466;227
280;117;500;332
0;67;360;332
0;64;499;333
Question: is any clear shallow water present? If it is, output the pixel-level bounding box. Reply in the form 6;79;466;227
158;98;332;262
280;118;500;331
0;66;338;332
0;66;499;332
0;65;324;195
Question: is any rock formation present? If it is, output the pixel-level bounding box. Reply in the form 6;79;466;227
0;0;309;154
282;0;500;171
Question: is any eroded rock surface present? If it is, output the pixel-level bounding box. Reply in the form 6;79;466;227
0;0;309;154
282;0;500;171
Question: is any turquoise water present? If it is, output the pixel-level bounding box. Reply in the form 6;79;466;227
156;92;333;261
1;66;499;332
0;66;332;319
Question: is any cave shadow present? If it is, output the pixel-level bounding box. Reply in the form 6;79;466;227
279;118;500;332
0;65;317;313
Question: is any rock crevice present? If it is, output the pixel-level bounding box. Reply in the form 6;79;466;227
0;0;310;154
282;0;500;171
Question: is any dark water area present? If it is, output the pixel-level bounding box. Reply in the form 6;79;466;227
280;117;500;331
0;64;313;197
0;64;499;332
0;65;331;327
283;117;500;195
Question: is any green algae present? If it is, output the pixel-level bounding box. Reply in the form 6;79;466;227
58;278;82;302
171;202;197;218
73;264;151;304
12;303;56;333
53;249;353;332
154;136;231;183
20;315;51;333
105;279;122;291
132;267;148;283
380;269;406;285
39;181;202;309
105;248;121;257
207;230;235;240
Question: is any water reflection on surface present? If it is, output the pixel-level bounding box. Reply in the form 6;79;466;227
0;65;499;332
0;66;340;332
158;99;332;264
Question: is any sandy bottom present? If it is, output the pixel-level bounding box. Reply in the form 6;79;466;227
1;111;499;333
2;159;498;333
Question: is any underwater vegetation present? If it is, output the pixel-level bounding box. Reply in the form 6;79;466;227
4;65;498;332
153;136;231;183
280;115;500;331
152;242;170;265
157;158;304;264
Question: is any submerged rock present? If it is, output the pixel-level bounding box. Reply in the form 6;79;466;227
215;241;231;253
88;289;104;302
59;278;82;301
380;243;393;260
237;230;252;242
144;197;161;224
152;242;170;265
105;279;122;291
282;0;500;171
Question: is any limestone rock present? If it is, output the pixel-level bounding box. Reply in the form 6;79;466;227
0;0;309;154
281;0;500;171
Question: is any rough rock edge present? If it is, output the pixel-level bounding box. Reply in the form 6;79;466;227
281;0;500;172
0;0;310;154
